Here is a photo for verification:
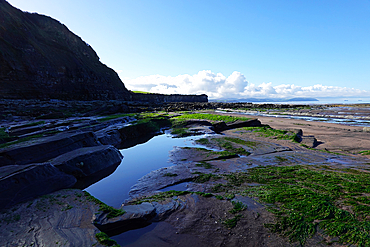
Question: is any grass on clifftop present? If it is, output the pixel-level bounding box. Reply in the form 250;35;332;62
132;91;153;94
242;165;370;246
174;113;251;123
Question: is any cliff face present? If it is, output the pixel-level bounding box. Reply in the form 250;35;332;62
0;0;130;100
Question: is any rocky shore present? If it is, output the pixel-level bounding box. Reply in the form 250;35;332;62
0;99;313;121
1;103;370;246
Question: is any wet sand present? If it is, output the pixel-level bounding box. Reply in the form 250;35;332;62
224;112;370;156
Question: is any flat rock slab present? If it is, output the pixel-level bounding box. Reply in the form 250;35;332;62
0;131;100;166
187;126;217;135
95;128;123;146
129;165;196;198
0;163;76;209
0;189;104;247
95;202;157;235
123;193;293;247
251;144;292;156
95;198;185;237
50;145;123;178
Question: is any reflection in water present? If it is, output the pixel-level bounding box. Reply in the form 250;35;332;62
73;163;120;189
111;222;158;245
84;132;205;208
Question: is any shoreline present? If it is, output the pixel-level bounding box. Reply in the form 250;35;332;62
213;111;369;157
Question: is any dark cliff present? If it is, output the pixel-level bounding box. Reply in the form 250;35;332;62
0;0;130;100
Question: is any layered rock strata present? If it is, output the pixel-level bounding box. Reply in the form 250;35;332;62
0;115;170;209
0;0;130;101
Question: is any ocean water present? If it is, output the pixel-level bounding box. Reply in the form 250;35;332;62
216;99;370;127
249;98;370;105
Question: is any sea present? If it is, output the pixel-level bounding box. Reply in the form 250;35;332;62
212;97;370;105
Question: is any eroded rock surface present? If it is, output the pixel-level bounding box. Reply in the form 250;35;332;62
0;163;76;209
0;131;99;166
95;202;157;236
0;189;105;247
129;165;197;198
50;145;123;178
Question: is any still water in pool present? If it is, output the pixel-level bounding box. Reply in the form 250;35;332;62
84;132;206;208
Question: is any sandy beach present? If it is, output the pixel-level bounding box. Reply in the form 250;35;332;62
221;112;370;157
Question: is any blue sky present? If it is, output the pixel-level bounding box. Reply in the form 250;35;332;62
7;0;370;100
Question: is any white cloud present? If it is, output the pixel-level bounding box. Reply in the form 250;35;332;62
121;70;370;99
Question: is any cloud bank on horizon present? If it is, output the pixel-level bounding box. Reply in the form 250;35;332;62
121;70;369;100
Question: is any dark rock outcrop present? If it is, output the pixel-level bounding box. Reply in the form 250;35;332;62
300;135;318;148
94;202;157;236
213;119;262;132
0;0;130;100
51;145;123;178
0;189;104;246
0;163;77;209
94;199;185;236
0;131;100;166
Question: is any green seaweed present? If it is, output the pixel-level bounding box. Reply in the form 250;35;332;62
193;172;222;183
95;232;120;246
196;138;210;145
0;134;43;149
222;215;242;229
163;173;178;177
171;127;190;137
241;126;299;142
223;136;260;148
229;201;247;214
243;165;370;246
174;113;251;123
211;137;251;156
195;161;213;169
275;156;288;163
194;192;213;197
132;190;190;204
83;191;125;218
